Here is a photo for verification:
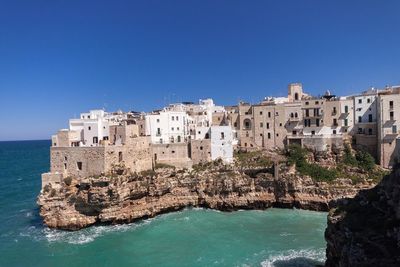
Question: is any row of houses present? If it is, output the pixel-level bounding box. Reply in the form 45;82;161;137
44;82;400;188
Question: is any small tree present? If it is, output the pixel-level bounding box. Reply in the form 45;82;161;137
355;150;375;171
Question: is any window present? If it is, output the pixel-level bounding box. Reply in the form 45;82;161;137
358;128;362;134
292;130;297;135
333;119;338;126
279;123;282;127
358;116;362;123
77;162;82;171
367;98;371;103
305;109;309;117
268;112;271;118
157;128;161;136
260;122;263;128
305;101;309;105
368;128;373;135
333;130;337;135
93;137;98;144
171;127;174;131
171;150;175;154
268;133;271;139
244;119;251;129
291;113;294;118
64;156;67;161
368;114;373;122
266;123;270;129
64;163;67;170
392;125;397;134
234;122;237;127
177;127;180;131
390;101;394;109
294;93;299;101
276;133;279;137
344;106;349;113
176;116;179;121
311;131;315;135
295;112;298;118
221;132;225;140
200;146;203;150
275;112;279;116
358;99;362;104
259;111;263;115
333;107;337;114
260;133;263;136
156;119;160;123
344;119;348;127
172;116;175;121
390;111;394;120
316;119;320;127
315;101;319;104
88;126;91;130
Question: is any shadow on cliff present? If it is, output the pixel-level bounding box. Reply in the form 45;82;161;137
325;166;400;267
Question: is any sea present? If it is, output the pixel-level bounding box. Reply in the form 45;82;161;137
0;140;327;267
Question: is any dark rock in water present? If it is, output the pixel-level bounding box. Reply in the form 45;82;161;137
325;168;400;267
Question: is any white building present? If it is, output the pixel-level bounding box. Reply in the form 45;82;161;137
145;110;189;144
193;125;234;163
210;126;234;163
68;110;127;146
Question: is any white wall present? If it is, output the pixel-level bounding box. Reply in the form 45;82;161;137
210;126;233;163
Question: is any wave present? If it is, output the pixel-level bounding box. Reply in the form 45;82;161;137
260;248;325;267
19;219;156;245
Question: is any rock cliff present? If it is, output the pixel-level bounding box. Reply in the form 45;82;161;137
325;168;400;267
38;163;372;231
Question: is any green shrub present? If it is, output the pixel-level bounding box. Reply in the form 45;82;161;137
355;150;375;171
286;144;338;182
342;144;358;166
154;163;176;169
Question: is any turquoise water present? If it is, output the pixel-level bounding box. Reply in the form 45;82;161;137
0;140;327;267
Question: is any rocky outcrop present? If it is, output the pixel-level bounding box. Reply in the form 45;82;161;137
38;165;373;231
325;168;400;267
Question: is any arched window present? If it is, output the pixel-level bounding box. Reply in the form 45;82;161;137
243;119;252;130
294;93;299;101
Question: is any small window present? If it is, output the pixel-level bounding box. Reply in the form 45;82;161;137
358;99;362;104
77;162;82;171
172;116;175;121
176;116;179;121
358;116;362;123
266;123;270;129
311;131;315;135
368;128;373;135
389;101;394;108
392;125;397;134
221;132;225;140
279;123;282;127
268;112;271;118
64;163;67;170
333;130;337;135
260;122;263;128
157;119;160;123
305;101;309;105
368;114;373;122
267;133;271;139
315;101;319;104
367;98;371;103
64;156;67;161
200;146;203;150
171;150;175;154
260;111;263;115
88;126;91;130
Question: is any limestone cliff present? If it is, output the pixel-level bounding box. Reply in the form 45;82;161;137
37;163;372;231
325;168;400;267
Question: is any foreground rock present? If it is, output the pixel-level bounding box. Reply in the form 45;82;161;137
325;168;400;267
38;164;373;231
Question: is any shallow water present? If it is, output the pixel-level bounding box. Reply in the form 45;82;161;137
0;140;327;267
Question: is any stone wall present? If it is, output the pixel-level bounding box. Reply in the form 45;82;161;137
190;139;211;164
50;146;106;178
151;143;193;168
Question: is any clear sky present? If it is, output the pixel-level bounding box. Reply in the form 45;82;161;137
1;0;399;141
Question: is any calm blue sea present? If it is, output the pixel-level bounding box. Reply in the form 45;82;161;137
0;140;327;267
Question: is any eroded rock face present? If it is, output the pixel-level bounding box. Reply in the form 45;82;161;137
325;168;400;267
38;166;372;231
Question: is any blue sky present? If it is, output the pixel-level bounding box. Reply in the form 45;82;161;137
1;0;399;141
